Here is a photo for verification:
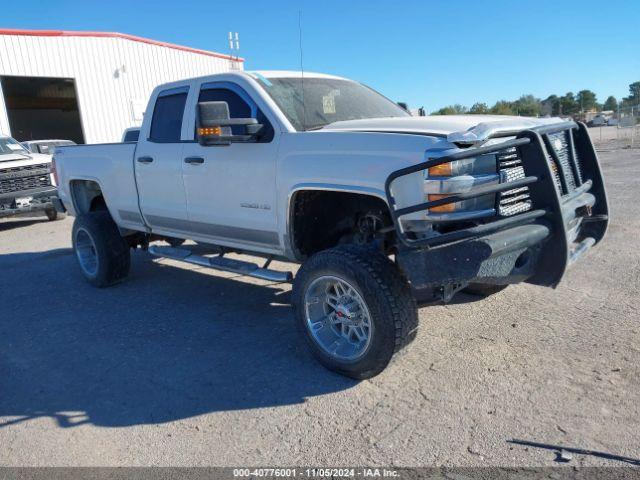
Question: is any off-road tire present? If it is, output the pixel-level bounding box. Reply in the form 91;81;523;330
45;208;65;221
72;211;130;287
292;245;418;379
463;283;509;297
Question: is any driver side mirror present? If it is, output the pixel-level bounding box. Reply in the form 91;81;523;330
196;101;263;146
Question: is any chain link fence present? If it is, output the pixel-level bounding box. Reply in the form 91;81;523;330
589;104;639;151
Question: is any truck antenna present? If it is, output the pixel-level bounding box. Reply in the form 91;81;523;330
298;10;307;130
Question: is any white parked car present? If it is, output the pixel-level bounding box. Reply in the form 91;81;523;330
53;71;608;378
22;139;76;155
0;135;62;220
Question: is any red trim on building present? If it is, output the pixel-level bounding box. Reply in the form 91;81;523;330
0;28;244;62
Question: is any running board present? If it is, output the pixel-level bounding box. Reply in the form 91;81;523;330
148;246;293;282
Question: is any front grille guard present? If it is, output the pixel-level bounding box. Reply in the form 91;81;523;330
385;121;609;286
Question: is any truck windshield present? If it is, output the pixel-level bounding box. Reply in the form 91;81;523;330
0;137;29;156
254;76;409;131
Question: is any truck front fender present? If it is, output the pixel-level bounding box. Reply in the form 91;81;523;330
285;184;390;261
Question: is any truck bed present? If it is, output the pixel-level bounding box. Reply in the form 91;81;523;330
55;143;144;229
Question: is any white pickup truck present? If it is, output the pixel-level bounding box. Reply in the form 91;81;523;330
1;135;62;221
53;71;608;378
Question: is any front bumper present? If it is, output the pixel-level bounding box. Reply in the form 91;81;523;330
397;223;549;292
386;121;608;296
0;186;57;218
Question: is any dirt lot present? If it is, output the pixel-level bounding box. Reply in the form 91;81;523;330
0;145;638;467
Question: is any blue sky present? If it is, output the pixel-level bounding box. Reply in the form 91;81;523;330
3;0;639;112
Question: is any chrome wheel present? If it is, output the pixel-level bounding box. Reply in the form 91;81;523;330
304;275;373;361
75;228;98;277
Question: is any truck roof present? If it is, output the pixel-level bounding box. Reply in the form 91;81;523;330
148;70;354;98
247;70;349;81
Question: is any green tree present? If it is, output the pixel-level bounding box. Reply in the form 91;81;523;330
559;92;579;116
542;95;560;116
576;89;598;112
603;96;618;111
514;94;541;117
469;102;489;114
490;100;515;115
624;81;640;105
431;104;468;115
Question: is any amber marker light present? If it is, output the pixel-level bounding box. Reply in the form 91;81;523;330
427;194;456;213
428;162;453;177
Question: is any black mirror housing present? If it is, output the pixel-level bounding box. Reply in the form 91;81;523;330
197;101;263;146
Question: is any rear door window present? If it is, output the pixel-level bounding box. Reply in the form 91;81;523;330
123;129;140;142
149;89;188;142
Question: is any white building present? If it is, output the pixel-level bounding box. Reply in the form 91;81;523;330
0;29;243;144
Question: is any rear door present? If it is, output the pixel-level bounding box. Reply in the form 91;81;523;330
135;86;190;231
180;81;280;251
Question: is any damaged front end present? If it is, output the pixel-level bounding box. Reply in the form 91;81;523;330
385;121;608;302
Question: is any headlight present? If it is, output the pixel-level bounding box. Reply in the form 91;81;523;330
427;155;497;177
392;153;499;234
424;154;498;214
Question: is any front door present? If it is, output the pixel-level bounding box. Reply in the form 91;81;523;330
181;82;280;251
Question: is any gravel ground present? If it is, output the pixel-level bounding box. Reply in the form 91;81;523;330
0;147;638;467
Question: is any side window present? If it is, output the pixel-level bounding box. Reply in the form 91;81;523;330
198;87;274;142
149;91;188;142
123;129;140;142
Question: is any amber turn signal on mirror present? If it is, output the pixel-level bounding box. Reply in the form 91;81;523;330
198;126;222;136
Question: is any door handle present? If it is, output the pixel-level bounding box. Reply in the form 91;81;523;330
137;156;154;164
184;156;205;165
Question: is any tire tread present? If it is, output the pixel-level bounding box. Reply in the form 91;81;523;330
293;245;417;379
72;211;130;287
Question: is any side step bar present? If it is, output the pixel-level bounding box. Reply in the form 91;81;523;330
148;246;293;283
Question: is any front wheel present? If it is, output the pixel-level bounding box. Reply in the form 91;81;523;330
72;212;130;287
292;245;418;379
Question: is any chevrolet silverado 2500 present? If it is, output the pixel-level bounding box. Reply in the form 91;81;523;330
0;135;62;221
53;71;608;379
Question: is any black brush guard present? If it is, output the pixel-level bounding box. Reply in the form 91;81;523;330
385;121;608;289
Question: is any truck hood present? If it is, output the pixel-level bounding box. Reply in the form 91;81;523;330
321;115;564;144
0;152;51;168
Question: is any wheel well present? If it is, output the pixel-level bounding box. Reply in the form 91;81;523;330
289;190;393;258
70;180;106;214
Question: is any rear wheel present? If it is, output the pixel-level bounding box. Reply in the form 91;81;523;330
463;283;509;297
292;245;417;379
72;211;130;287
